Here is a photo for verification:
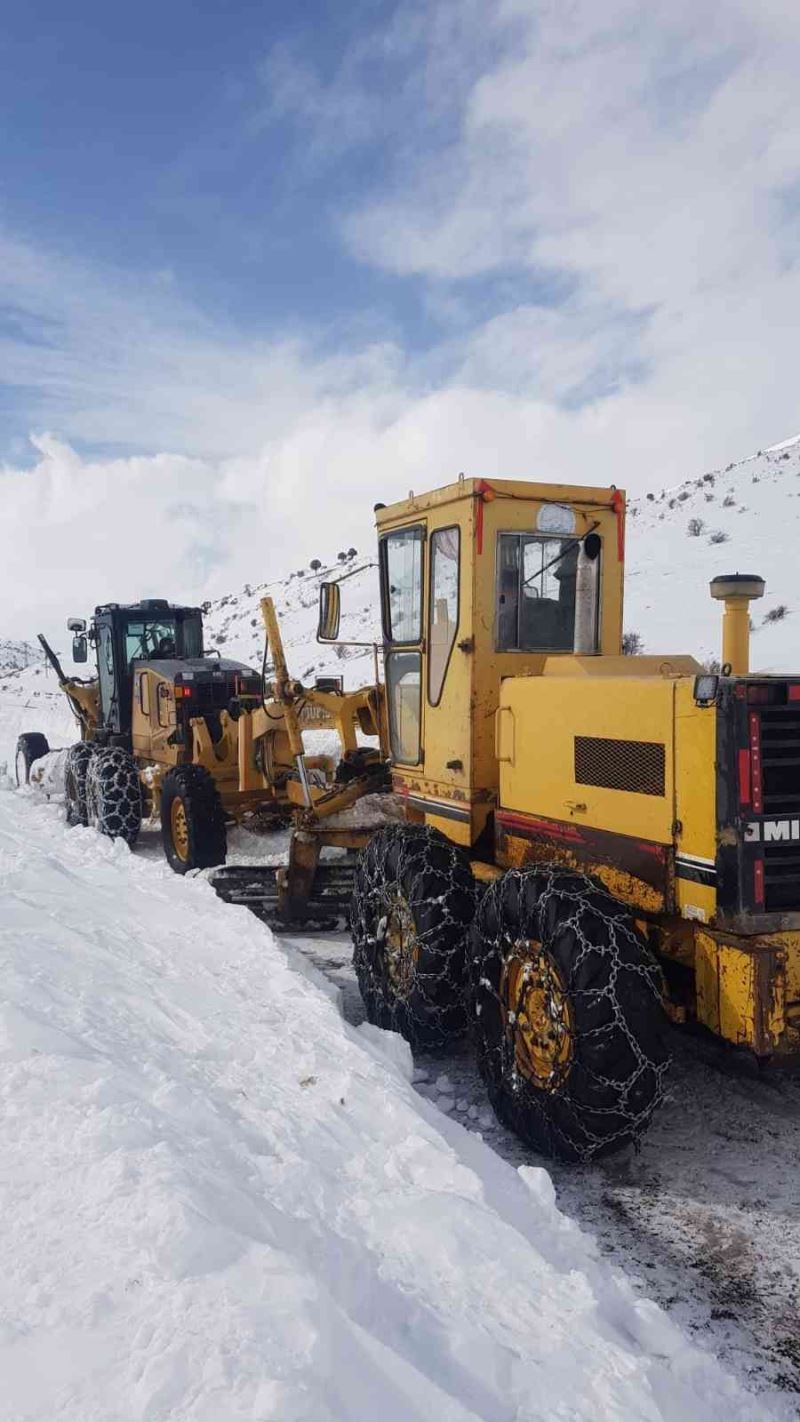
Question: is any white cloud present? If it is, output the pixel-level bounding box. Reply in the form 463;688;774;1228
3;2;800;645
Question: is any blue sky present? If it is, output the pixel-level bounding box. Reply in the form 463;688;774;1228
2;3;411;349
2;0;800;633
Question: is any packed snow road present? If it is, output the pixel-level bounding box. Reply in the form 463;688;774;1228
292;932;800;1410
0;785;796;1420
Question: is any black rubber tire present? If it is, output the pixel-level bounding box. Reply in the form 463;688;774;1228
351;823;476;1051
471;866;670;1162
64;742;96;826
160;764;227;874
85;746;142;846
15;732;50;786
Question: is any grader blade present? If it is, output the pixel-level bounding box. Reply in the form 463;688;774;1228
209;860;356;933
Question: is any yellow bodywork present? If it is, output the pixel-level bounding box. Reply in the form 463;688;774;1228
371;475;800;1061
493;661;800;1056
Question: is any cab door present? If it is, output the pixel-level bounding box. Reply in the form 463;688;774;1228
381;524;425;768
380;517;474;845
420;522;474;838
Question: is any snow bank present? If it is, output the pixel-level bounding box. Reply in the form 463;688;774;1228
0;664;76;771
0;786;777;1420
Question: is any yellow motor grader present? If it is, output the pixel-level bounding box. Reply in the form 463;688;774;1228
259;474;799;1162
19;596;386;915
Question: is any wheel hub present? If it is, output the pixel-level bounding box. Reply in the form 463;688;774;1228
382;892;419;998
503;941;574;1092
170;798;190;863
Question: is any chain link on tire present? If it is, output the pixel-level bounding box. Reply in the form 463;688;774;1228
471;865;670;1162
85;746;142;846
64;742;96;827
160;764;227;873
351;823;476;1051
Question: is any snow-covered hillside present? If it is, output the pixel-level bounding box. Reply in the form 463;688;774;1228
186;432;800;678
0;637;40;674
0;781;779;1421
625;433;800;668
3;434;800;774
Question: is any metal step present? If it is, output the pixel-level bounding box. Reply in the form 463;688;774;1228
210;862;354;934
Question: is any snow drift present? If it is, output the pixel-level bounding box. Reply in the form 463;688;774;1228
0;784;776;1420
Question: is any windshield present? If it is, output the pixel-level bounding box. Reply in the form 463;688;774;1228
125;619;179;665
124;614;203;667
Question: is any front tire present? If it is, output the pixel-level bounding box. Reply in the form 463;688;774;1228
351;823;476;1051
472;867;670;1162
160;765;227;873
64;742;96;826
85;747;142;846
15;732;50;786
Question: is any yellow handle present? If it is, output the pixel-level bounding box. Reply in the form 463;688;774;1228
495;705;515;764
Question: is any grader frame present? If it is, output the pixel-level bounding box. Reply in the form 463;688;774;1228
295;475;800;1074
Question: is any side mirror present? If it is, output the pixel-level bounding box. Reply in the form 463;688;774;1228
72;633;88;663
317;582;341;642
67;617;87;633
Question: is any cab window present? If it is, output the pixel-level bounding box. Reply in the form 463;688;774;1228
125;620;177;666
385;652;421;764
381;526;424;644
428;526;460;705
496;533;581;652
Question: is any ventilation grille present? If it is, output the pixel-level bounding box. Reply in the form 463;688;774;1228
574;736;666;796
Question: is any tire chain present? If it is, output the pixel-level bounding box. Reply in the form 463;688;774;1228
85;746;142;845
472;865;671;1161
64;742;96;826
351;823;476;1051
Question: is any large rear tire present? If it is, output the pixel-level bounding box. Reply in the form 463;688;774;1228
471;866;670;1162
85;747;142;846
351;823;476;1051
64;742;96;826
15;732;50;786
160;765;227;873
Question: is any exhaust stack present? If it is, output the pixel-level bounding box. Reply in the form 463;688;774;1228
573;532;602;655
709;574;765;675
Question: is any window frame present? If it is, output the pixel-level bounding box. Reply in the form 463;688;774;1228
427;524;460;707
379;524;426;646
494;528;592;654
385;648;423;766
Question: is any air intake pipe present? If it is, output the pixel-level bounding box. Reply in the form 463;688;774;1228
573;532;602;654
709;574;765;675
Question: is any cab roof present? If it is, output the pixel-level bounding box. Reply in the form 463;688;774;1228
374;476;624;527
94;600;202;617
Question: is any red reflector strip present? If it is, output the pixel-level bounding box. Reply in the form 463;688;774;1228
611;488;625;561
754;859;765;907
749;712;763;813
738;748;751;806
790;685;800;702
